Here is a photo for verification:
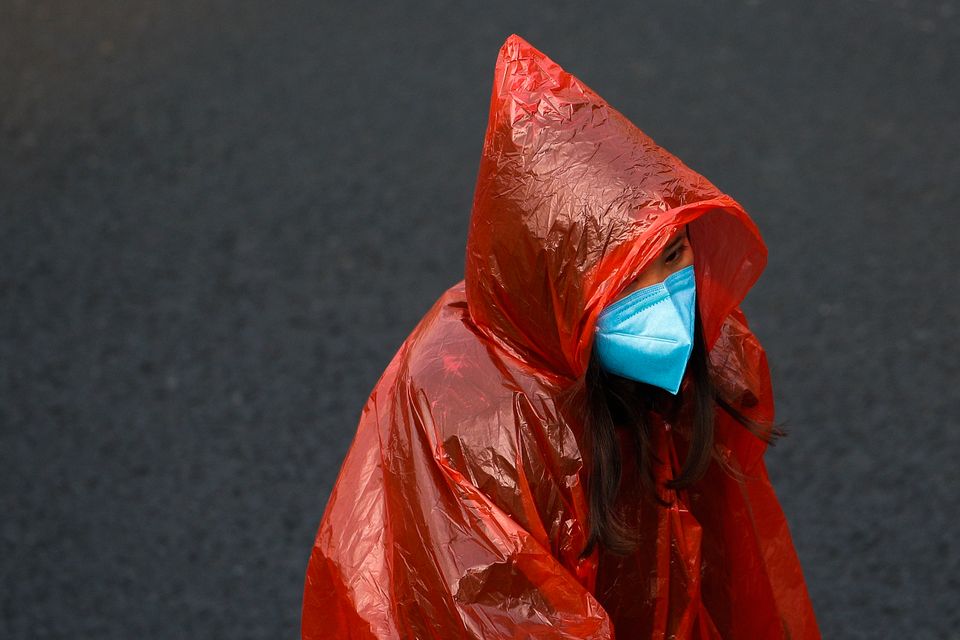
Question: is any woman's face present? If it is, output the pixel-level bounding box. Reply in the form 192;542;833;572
612;224;694;303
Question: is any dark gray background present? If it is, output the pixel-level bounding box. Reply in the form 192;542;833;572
2;1;957;638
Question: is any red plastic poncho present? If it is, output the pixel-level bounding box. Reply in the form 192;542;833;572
302;33;821;639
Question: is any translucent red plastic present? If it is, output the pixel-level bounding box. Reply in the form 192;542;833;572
302;33;821;639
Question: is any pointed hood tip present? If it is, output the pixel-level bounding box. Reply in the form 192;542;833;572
490;34;578;111
497;33;553;67
502;33;529;49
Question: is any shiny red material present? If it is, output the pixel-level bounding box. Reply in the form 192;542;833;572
302;34;821;639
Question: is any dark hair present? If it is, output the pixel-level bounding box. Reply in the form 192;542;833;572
567;301;789;559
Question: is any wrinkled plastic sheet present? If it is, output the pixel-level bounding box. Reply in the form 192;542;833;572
302;33;821;639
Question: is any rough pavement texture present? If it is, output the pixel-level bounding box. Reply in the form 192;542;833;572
2;1;958;638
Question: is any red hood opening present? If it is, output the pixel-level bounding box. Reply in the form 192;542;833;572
464;34;768;381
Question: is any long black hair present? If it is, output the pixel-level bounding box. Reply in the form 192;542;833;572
566;301;789;559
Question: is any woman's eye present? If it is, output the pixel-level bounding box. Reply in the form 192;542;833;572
666;245;684;263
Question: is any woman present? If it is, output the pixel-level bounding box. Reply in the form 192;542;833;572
302;34;821;639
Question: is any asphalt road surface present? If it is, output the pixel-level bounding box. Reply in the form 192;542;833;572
2;1;958;638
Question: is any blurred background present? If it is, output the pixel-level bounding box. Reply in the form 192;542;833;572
2;0;957;637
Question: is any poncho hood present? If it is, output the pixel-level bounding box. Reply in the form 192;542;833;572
302;34;821;640
465;33;767;381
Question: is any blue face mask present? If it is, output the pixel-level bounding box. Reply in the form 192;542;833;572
593;264;697;395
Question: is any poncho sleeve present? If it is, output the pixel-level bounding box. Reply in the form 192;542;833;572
301;349;613;639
